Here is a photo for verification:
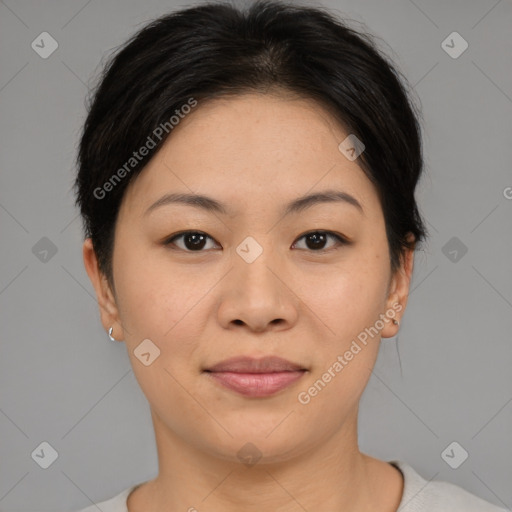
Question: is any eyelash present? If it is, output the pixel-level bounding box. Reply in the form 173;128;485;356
163;230;350;253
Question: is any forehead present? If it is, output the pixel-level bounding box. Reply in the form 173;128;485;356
120;93;381;221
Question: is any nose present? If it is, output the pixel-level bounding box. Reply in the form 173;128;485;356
216;245;299;333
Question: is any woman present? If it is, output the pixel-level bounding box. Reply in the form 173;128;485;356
74;1;506;510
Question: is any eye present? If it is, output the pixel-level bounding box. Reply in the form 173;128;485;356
292;231;349;251
163;230;349;253
163;231;219;251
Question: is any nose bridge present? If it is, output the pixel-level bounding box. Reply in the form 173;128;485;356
216;231;298;330
233;233;282;298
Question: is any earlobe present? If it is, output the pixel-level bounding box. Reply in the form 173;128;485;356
380;292;403;339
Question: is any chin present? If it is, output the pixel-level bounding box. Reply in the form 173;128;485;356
196;424;314;466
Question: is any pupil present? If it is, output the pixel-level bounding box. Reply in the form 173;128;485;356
186;233;206;250
307;233;326;250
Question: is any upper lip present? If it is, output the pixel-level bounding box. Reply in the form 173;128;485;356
205;356;306;373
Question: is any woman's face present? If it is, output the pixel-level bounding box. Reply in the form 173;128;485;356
84;93;413;463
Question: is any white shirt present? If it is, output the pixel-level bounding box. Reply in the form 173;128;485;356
75;460;508;511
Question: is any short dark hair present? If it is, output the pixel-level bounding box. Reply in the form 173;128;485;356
74;0;428;288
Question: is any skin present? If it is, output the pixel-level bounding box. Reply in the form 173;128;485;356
83;92;414;512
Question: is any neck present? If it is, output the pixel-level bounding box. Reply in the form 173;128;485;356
128;407;389;512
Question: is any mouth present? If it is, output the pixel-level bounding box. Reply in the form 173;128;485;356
203;356;307;397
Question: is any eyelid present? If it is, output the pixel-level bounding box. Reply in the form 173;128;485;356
291;231;350;251
163;230;350;252
163;230;219;250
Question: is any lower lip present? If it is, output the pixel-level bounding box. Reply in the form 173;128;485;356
206;370;306;397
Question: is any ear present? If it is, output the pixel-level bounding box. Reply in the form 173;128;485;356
380;233;415;339
82;238;125;341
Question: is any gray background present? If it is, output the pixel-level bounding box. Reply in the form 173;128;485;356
0;0;511;510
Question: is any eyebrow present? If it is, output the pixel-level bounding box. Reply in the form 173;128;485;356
144;189;364;217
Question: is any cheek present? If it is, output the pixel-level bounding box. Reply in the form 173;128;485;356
112;241;210;361
113;256;211;423
293;263;387;420
291;245;390;409
296;251;389;343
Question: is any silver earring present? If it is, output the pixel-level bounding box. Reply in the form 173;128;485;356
108;326;117;341
393;319;400;326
